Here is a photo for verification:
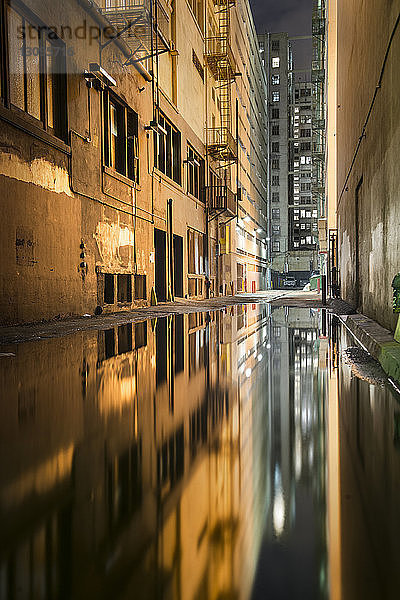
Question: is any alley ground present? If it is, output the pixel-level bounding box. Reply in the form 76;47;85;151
0;291;329;346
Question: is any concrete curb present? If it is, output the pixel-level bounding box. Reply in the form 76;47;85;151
343;313;400;384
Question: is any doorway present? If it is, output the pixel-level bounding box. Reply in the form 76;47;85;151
173;234;184;298
154;228;167;302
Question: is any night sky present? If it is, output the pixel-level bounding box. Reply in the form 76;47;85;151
249;0;312;72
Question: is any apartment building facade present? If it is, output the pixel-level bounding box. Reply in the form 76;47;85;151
288;81;319;284
258;32;291;287
0;0;268;325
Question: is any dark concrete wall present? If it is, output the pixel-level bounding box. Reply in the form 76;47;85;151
337;0;400;331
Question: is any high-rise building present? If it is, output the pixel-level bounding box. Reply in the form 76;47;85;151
288;81;319;284
258;32;292;287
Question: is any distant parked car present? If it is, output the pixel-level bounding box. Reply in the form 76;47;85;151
282;276;296;288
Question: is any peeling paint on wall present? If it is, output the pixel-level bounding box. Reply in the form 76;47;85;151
0;153;72;196
94;221;135;269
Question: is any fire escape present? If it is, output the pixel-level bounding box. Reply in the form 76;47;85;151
204;0;238;219
98;0;172;66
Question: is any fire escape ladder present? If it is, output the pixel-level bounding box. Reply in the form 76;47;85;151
205;0;237;169
204;0;238;218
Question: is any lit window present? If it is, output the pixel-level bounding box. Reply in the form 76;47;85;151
272;57;280;68
272;91;280;102
272;74;280;85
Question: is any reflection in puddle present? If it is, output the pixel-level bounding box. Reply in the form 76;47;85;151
0;307;400;599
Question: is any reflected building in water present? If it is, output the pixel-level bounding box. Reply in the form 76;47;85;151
0;306;278;599
3;306;399;599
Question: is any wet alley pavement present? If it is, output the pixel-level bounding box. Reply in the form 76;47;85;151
0;303;400;599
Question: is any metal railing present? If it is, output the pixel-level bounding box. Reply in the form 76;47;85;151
206;127;237;161
205;184;236;216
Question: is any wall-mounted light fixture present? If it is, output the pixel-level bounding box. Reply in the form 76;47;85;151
86;63;116;87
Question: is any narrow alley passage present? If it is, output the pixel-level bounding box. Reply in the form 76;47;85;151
0;303;399;599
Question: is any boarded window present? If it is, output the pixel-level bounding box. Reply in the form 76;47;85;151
134;275;147;300
104;274;114;304
117;274;132;303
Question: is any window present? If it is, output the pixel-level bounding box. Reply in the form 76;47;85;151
192;49;204;81
271;40;280;52
272;141;279;153
103;92;139;182
301;115;312;124
188;228;205;275
154;113;181;184
117;274;132;303
5;3;67;140
272;91;280;103
272;124;280;136
272;241;280;252
272;57;280;68
272;208;280;220
272;74;280;85
300;142;311;151
271;108;280;119
301;182;311;191
134;274;147;299
104;274;114;304
187;144;205;200
272;192;279;202
272;224;280;234
188;0;204;31
300;129;311;138
272;175;279;186
271;158;280;170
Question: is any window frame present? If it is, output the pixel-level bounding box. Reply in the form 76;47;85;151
1;0;68;142
103;89;139;184
154;112;182;185
186;143;205;201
